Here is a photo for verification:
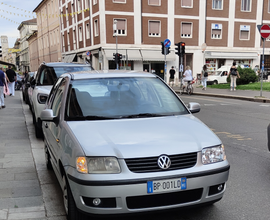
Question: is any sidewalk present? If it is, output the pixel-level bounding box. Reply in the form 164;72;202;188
172;84;270;103
0;92;65;220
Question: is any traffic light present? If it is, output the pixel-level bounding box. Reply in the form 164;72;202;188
175;42;180;56
161;42;165;55
180;42;185;55
0;46;2;57
118;53;122;62
113;53;119;64
161;42;170;55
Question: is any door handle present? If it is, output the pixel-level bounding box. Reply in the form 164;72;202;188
44;123;48;128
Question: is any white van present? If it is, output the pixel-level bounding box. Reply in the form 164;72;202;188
207;66;230;85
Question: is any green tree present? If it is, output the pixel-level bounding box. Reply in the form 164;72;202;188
227;66;258;85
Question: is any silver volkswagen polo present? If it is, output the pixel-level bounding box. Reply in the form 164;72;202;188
40;70;230;219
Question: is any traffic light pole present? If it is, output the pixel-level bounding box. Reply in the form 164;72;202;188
260;38;265;97
164;48;167;82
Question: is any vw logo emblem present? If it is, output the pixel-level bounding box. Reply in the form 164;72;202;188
157;155;171;170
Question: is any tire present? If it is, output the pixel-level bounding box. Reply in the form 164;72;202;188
187;85;193;95
63;175;80;220
213;80;218;85
44;144;52;170
22;91;25;101
34;117;43;139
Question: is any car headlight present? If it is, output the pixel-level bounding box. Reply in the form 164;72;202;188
202;145;226;165
76;157;121;174
37;93;48;104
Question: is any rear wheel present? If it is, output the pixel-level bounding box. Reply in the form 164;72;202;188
187;85;193;95
213;80;218;85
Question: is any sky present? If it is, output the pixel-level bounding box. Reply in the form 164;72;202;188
0;0;39;48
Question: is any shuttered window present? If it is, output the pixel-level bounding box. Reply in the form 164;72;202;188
149;21;160;37
212;29;221;39
181;23;192;38
240;30;249;40
182;0;192;7
149;0;160;5
113;0;126;3
114;19;126;35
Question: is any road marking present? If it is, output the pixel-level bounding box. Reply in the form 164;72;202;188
213;131;252;141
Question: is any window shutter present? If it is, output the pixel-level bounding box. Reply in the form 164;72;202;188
182;23;191;35
240;31;249;40
182;0;192;7
149;0;159;5
117;19;125;30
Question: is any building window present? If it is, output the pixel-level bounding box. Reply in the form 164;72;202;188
148;0;160;6
86;23;90;38
113;0;126;3
79;26;82;41
212;0;222;10
73;30;76;49
241;0;251;12
240;25;250;40
94;20;99;37
62;35;65;52
67;32;70;51
148;20;160;37
114;19;126;35
93;0;97;4
211;24;222;39
78;0;81;11
268;0;270;13
181;22;192;38
181;0;192;8
85;0;89;8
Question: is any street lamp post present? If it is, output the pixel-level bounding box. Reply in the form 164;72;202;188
113;20;119;70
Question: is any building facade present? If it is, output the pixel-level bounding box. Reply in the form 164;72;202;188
17;19;37;72
33;0;62;68
37;0;270;82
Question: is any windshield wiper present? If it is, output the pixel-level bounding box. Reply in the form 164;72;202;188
120;113;167;118
69;115;116;121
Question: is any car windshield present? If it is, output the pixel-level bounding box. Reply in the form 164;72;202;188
52;66;93;78
66;77;189;120
214;71;222;76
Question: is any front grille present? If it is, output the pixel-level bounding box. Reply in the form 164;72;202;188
126;188;203;209
125;153;197;173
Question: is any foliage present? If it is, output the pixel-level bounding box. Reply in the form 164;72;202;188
207;81;270;91
227;67;258;85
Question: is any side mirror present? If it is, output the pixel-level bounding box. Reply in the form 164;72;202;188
30;79;36;87
188;102;200;113
40;109;58;124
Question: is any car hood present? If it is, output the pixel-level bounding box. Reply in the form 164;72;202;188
35;85;53;95
67;115;221;158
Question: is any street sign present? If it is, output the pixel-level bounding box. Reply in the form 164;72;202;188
86;51;91;56
260;25;270;38
180;64;183;72
164;39;171;48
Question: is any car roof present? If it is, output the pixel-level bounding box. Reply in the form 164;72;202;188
62;70;158;80
42;62;92;68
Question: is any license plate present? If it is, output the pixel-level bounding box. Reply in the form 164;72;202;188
147;177;187;193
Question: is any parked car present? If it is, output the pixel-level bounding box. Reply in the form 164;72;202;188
207;66;230;85
30;62;93;138
28;71;38;112
40;70;230;219
22;71;35;104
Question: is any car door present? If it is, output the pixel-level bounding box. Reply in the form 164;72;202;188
43;78;67;170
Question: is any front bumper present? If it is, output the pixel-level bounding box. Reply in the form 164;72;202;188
67;164;230;215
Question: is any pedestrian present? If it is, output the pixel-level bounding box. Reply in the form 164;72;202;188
182;66;193;90
0;67;7;108
3;71;10;98
6;65;17;96
201;64;208;90
169;66;176;87
227;61;240;91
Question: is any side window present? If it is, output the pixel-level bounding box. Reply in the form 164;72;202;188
40;68;55;85
51;80;66;116
47;78;65;108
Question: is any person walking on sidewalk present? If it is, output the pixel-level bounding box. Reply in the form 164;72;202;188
201;65;208;90
182;66;193;90
169;66;176;87
6;65;17;96
0;67;7;108
227;61;240;91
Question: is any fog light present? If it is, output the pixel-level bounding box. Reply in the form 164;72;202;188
93;198;101;206
217;184;223;191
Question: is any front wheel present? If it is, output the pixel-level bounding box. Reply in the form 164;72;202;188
213;80;218;85
63;175;80;220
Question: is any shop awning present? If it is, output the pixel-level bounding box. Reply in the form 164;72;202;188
205;51;258;59
104;49;142;61
141;50;175;61
62;53;76;63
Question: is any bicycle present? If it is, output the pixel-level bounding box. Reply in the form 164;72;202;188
181;80;194;95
